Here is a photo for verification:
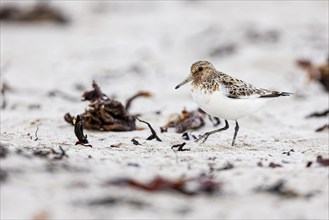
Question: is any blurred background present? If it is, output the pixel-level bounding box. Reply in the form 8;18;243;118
1;1;328;100
1;1;328;219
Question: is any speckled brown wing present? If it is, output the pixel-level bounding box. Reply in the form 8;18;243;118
218;73;263;98
218;72;291;99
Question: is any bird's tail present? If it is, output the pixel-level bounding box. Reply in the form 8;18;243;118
260;91;293;98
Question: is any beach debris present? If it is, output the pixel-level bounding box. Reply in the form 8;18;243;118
209;43;236;58
105;174;221;196
268;162;282;168
33;146;68;160
0;2;69;25
131;138;141;145
209;162;234;173
182;132;190;140
306;109;329;132
181;132;198;141
34;126;39;141
88;196;147;208
64;113;75;125
0;144;8;158
127;162;140;168
297;58;329;92
64;81;139;132
136;117;162;142
110;144;122;148
306;161;313;168
74;115;92;148
257;161;263;167
161;108;206;133
315;124;329;132
125;91;152;113
245;28;280;43
306;109;329;118
282;149;294;156
305;156;328;170
216;162;234;171
81;81;107;101
316;155;329;167
208;162;234;173
256;180;299;198
0;82;10;109
171;142;190;151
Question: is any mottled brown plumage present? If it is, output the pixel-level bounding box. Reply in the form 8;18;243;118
190;60;290;98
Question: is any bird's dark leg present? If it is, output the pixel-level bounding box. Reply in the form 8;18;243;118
196;120;229;144
231;120;239;146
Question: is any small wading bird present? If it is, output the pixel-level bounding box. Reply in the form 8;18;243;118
175;60;292;146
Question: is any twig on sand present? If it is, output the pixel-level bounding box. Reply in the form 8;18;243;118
136;117;162;142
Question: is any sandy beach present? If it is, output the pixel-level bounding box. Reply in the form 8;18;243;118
1;1;328;219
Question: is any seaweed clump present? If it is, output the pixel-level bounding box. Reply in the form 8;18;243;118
64;81;136;131
161;108;206;133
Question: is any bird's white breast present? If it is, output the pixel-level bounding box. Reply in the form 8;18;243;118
191;88;268;120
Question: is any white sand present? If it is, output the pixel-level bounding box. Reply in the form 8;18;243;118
1;1;328;219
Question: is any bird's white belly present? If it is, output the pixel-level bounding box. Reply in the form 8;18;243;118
191;89;268;120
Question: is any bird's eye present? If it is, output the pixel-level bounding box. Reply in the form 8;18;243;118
198;66;203;72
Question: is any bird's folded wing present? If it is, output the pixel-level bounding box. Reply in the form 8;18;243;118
224;81;292;99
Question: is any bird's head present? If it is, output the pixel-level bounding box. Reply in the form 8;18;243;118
175;60;215;89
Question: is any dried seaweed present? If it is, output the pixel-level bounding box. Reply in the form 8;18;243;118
306;109;329;118
297;58;329;92
315;124;329;132
209;162;234;173
316;155;329;167
256;180;299;198
88;196;147;208
306;108;329;132
125;91;152;113
182;132;190;140
282;149;294;156
64;113;74;125
105;174;221;196
81;81;107;102
0;3;69;25
110;144;122;148
131;138;141;145
74;115;92;148
64;81;137;132
306;161;313;168
268;162;282;168
136;117;162;141
171;142;190;151
33;146;68;160
216;162;234;171
161;108;205;133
